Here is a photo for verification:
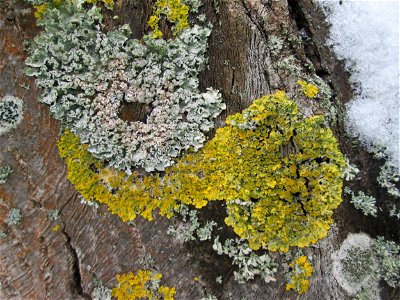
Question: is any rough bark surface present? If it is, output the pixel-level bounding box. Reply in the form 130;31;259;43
0;0;398;299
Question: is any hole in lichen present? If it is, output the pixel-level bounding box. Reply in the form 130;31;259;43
119;102;152;124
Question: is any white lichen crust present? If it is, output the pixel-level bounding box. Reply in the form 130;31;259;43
332;233;379;297
26;4;225;172
0;95;23;135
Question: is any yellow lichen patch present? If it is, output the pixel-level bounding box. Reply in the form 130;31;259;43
171;91;345;251
34;4;48;19
297;80;319;98
285;255;313;294
52;224;61;232
57;130;177;222
148;0;190;38
32;0;114;19
99;168;126;190
58;91;345;252
112;270;176;300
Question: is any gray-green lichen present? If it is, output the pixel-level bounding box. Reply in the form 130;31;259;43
200;294;218;300
213;237;277;283
0;95;23;135
389;204;400;219
167;204;217;242
47;209;59;220
5;208;22;226
26;2;225;172
378;162;400;198
372;236;400;288
350;191;377;217
0;166;13;184
342;157;360;181
91;277;112;300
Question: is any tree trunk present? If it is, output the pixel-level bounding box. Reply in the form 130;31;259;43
0;0;398;299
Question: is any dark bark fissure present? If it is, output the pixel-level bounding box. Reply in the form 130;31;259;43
286;0;343;116
287;0;323;71
60;224;91;299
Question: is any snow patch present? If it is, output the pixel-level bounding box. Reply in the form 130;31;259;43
317;0;400;169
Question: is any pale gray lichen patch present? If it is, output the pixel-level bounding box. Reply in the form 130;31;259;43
167;204;217;242
26;3;225;172
350;191;377;217
332;233;379;297
5;208;22;226
0;95;23;135
213;237;277;284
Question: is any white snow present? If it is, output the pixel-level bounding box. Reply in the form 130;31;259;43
317;0;400;169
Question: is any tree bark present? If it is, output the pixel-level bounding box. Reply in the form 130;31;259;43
0;0;398;299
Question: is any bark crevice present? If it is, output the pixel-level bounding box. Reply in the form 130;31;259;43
61;224;91;299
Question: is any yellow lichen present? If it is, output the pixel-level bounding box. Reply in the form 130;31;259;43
148;0;190;38
34;4;48;19
285;255;313;294
112;270;176;300
58;91;345;252
52;224;61;232
297;80;319;98
32;0;114;19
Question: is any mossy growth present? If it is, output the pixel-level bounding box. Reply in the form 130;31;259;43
112;270;176;300
285;255;313;294
148;0;190;38
58;91;345;252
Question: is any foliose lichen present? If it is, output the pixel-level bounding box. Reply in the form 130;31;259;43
148;0;189;38
167;204;217;242
349;191;377;217
0;166;13;184
0;230;7;239
342;157;360;181
372;236;400;288
5;208;22;226
377;162;400;198
26;1;225;172
212;237;277;283
47;209;59;220
57;91;345;253
112;270;175;300
25;0;114;19
285;255;313;294
297;80;318;99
